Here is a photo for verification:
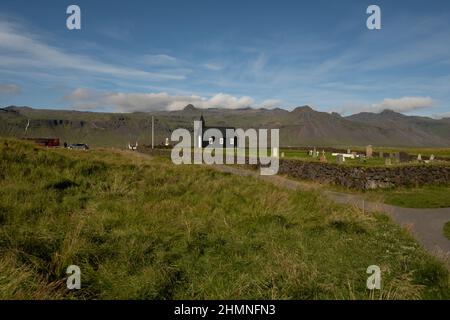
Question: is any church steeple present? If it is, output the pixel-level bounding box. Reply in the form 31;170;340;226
200;114;205;128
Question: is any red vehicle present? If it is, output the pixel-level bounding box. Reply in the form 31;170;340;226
25;138;60;147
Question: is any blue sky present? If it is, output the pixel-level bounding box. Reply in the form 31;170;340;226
0;0;449;117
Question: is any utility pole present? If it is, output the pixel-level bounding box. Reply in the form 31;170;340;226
24;119;30;136
151;116;154;149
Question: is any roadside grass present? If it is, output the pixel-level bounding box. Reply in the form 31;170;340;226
0;138;449;299
444;222;450;241
367;185;450;209
328;185;450;209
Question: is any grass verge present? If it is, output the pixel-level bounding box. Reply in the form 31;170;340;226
0;138;449;299
444;222;450;241
358;185;450;209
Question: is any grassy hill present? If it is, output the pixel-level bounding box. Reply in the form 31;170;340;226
1;105;450;148
0;139;449;299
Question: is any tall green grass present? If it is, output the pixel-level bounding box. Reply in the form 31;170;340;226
0;139;448;299
367;185;450;208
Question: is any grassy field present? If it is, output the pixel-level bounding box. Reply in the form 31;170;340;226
363;185;450;209
324;185;450;208
325;184;450;209
0;139;449;299
444;222;450;241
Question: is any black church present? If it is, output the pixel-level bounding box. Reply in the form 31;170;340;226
199;115;237;148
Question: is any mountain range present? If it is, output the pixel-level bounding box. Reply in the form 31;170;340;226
1;105;449;148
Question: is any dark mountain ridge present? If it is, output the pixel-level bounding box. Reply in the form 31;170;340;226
1;105;449;148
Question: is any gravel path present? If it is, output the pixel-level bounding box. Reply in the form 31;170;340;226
213;165;450;266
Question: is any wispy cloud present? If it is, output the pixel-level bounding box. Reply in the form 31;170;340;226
0;83;21;95
202;63;223;71
141;54;181;66
0;21;185;82
1;7;450;117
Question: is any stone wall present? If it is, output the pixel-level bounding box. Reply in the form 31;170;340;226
137;146;172;157
138;147;450;190
278;159;450;190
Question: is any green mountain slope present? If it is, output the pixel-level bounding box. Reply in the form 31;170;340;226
1;105;449;147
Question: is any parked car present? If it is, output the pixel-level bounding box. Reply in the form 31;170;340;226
68;143;89;150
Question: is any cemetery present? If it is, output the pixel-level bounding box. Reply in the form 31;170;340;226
272;145;450;189
280;145;442;166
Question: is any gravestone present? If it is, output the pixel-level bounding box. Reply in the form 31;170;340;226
430;154;435;161
313;147;317;158
366;145;373;158
336;154;345;164
273;148;279;158
379;151;384;159
281;152;285;158
417;154;422;161
347;148;351;154
399;151;409;162
385;158;392;166
394;152;400;163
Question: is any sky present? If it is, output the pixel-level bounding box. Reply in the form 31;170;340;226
0;0;449;117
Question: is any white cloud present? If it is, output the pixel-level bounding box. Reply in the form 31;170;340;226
0;21;185;81
64;89;277;112
432;111;450;119
259;99;282;109
205;93;254;110
0;83;21;94
371;96;435;113
65;88;95;101
64;88;103;110
340;96;436;115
